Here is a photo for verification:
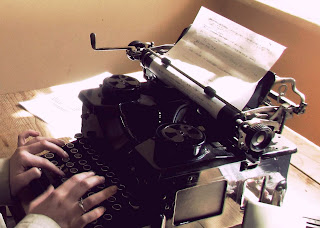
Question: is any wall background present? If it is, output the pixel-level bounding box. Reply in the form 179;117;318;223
0;0;319;145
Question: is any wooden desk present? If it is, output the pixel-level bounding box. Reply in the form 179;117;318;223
1;89;320;227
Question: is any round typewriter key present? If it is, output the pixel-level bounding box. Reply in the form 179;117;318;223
78;160;87;165
106;172;115;178
66;143;74;149
96;161;103;166
51;160;58;166
103;214;112;221
121;191;130;198
91;154;99;160
44;152;54;159
93;225;104;228
83;144;91;150
112;204;122;211
91;220;98;225
62;157;70;162
66;162;74;168
74;133;83;139
97;183;105;189
107;196;116;203
70;168;78;174
101;166;109;172
87;149;96;155
74;153;82;159
83;165;92;171
118;184;126;191
129;200;140;210
61;177;68;183
111;178;120;184
70;148;78;154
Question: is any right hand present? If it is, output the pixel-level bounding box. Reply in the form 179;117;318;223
28;171;117;228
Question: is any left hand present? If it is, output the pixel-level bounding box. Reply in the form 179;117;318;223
9;130;68;196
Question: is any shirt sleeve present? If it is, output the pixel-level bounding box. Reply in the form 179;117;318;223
0;158;13;205
15;214;61;228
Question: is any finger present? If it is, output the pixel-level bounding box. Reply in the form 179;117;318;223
22;140;68;158
14;167;42;190
69;175;106;201
18;130;40;146
73;206;106;228
83;185;117;212
57;172;96;194
22;152;65;176
28;185;54;213
24;137;65;147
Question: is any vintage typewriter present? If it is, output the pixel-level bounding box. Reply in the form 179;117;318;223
31;27;307;228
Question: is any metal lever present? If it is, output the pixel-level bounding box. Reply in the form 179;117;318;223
90;33;136;51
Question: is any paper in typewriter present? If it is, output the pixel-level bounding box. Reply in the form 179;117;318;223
151;7;286;118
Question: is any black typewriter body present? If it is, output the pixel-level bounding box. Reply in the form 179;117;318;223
31;73;299;228
30;26;307;227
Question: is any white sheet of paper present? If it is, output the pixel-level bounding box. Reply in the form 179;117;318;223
152;7;286;118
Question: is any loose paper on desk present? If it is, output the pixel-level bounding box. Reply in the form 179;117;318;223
19;72;145;138
150;6;286;118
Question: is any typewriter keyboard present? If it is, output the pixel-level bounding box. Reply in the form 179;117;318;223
35;133;147;228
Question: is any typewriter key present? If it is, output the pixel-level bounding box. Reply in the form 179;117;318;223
96;161;103;166
97;183;105;189
83;165;92;171
70;148;78;154
118;184;126;191
106;172;115;178
78;160;87;165
74;133;83;139
111;178;120;184
93;225;103;228
83;144;91;150
112;204;122;211
107;196;116;203
79;139;86;145
70;168;78;174
129;200;140;210
91;154;99;160
103;214;113;221
61;177;68;183
66;162;74;168
66;143;74;149
101;166;109;172
121;191;131;198
44;153;54;159
62;157;70;162
87;149;96;155
51;160;58;166
74;153;82;159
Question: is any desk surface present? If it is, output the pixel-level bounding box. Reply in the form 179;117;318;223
0;89;320;227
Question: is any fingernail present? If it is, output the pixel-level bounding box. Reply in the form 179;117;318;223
110;185;118;193
63;150;69;158
100;206;106;213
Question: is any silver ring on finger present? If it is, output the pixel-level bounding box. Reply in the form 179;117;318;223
78;197;87;214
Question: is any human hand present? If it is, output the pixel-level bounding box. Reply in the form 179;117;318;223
28;171;117;228
9;130;68;196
